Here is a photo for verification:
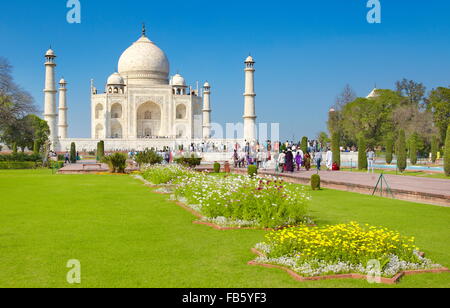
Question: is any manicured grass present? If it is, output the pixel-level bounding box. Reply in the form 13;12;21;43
0;169;449;288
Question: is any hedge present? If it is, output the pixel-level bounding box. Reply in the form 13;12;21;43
0;162;37;169
311;174;321;191
213;162;221;173
385;137;394;164
248;165;258;177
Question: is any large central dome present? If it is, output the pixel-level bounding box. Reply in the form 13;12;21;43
118;35;170;85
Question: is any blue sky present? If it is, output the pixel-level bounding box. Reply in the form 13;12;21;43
1;0;449;140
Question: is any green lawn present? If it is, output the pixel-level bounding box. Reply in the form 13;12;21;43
0;169;449;288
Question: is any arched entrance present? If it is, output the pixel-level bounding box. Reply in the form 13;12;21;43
111;122;123;139
137;102;161;138
95;124;104;139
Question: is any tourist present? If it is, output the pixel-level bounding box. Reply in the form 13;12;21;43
64;152;70;164
278;151;286;173
304;152;311;171
233;150;239;168
367;148;375;174
326;148;333;170
295;151;303;171
285;149;294;172
256;150;263;169
315;151;322;171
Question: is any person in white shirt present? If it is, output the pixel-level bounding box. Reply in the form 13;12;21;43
278;151;286;173
326;148;333;170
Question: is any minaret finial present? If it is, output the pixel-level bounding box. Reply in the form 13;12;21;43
142;23;146;37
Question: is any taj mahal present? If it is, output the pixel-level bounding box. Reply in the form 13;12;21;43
43;25;258;152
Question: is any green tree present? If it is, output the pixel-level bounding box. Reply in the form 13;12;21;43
397;130;407;173
317;131;329;148
341;90;402;147
331;132;341;168
396;78;426;107
97;140;105;161
358;136;367;170
408;133;418;165
301;137;308;153
70;142;77;164
385;136;394;164
431;136;438;163
445;125;450;177
427;87;450;144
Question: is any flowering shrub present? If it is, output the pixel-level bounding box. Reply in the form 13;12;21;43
175;173;311;228
255;222;442;277
141;165;196;185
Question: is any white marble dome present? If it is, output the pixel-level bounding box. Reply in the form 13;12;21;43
118;35;170;84
171;74;186;87
107;72;124;85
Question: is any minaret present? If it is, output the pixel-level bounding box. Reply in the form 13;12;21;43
243;55;257;142
43;48;58;149
202;82;212;139
58;78;68;139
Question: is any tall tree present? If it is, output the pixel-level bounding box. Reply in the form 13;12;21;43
301;137;308;153
408;132;418;165
396;78;426;108
358;136;367;170
427;87;450;144
0;57;36;130
431;136;438;164
397;130;407;173
445;125;450;177
331;132;341;168
385;136;394;164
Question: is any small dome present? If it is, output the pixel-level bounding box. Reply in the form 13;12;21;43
245;55;255;63
59;78;67;84
45;49;55;57
171;74;186;87
203;81;210;88
366;88;379;99
107;73;124;85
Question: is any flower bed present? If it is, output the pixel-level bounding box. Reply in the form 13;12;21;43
141;165;196;185
252;222;444;279
174;173;311;229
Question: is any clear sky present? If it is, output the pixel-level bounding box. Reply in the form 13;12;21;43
1;0;449;140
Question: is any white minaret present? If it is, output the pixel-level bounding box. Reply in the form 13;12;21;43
243;55;257;142
43;48;58;149
58;78;68;139
202;81;212;139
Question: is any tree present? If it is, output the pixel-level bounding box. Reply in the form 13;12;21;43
445;125;450;177
301;137;308;153
97;140;105;161
431;136;438;163
427;87;450;144
331;132;341;168
341;90;402;147
0;57;36;131
334;84;357;110
396;78;426;108
358;136;367;170
317;132;329;148
0;114;49;152
408;132;418;165
70;142;77;163
385;136;394;164
397;130;407;173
